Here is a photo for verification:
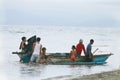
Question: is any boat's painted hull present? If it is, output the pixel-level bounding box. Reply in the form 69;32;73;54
13;52;112;65
48;53;112;62
45;61;106;65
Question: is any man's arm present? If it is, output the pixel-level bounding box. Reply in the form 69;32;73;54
40;44;42;54
76;44;79;54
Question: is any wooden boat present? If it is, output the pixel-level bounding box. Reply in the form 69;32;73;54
13;36;112;65
12;52;112;65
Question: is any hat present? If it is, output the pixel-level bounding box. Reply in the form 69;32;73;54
79;39;83;43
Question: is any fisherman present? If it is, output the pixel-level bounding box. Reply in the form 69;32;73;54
19;37;27;62
86;39;94;62
19;37;27;52
30;37;42;64
76;39;86;57
40;47;52;64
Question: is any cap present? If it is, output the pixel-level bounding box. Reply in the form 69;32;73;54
79;39;83;43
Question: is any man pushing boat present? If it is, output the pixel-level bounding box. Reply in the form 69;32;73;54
30;37;42;64
86;39;94;62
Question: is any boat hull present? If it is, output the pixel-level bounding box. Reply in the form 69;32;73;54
13;52;112;65
45;61;106;65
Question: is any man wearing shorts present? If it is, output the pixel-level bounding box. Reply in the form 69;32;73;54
30;37;42;63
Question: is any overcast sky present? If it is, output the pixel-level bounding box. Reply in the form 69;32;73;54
0;0;120;27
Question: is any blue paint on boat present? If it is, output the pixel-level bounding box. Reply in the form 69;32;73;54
14;52;112;65
45;62;106;65
93;54;111;62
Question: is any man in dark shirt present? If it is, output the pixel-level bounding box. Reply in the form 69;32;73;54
86;39;94;61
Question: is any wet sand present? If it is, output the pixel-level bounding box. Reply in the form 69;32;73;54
72;69;120;80
43;69;120;80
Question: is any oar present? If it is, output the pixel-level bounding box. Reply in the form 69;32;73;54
93;48;99;54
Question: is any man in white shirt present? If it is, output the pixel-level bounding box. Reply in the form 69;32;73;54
30;37;42;63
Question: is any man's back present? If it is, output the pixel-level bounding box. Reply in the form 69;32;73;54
76;43;86;55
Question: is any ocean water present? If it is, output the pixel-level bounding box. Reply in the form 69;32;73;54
0;25;120;80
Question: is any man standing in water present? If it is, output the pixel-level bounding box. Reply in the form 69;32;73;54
30;37;42;63
19;36;27;62
76;39;86;57
19;37;27;52
86;39;94;62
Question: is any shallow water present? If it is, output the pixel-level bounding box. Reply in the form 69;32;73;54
0;25;120;80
